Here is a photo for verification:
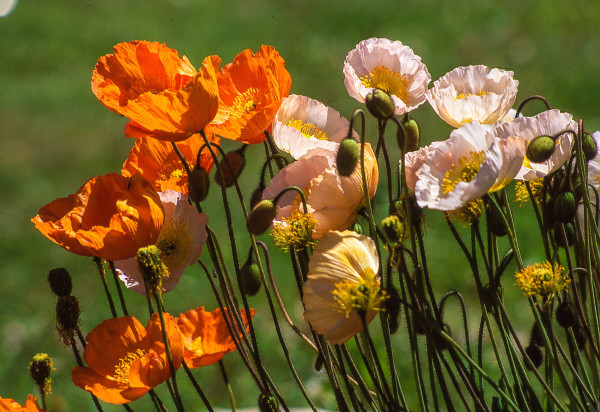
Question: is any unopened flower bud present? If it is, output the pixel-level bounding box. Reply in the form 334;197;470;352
582;133;597;161
553;191;576;223
381;215;404;246
351;222;364;235
47;268;72;297
29;353;55;395
55;295;81;345
336;138;359;177
486;201;507;237
556;300;576;328
247;199;278;235
241;260;262;296
524;344;543;370
530;322;544;347
215;148;246;187
189;166;210;203
399;117;420;153
258;393;278;412
554;223;574;248
137;245;169;296
365;88;395;120
526;136;555;163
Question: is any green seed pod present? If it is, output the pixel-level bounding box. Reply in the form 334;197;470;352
247;199;278;235
336;138;359;177
554;223;575;248
582;133;597;161
553;191;576;223
526;135;555;163
365;88;395;120
241;261;262;296
47;267;72;297
29;354;55;396
215;149;246;187
351;222;364;235
189;166;210;203
400;117;420;153
381;215;404;246
556;300;576;329
524;344;543;370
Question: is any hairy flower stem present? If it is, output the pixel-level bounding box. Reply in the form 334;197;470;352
93;257;117;318
108;260;128;316
181;361;213;411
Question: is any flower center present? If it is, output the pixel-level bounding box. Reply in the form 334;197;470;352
454;89;489;100
332;268;386;317
360;66;409;103
229;87;262;118
155;219;195;269
271;211;316;252
184;335;204;355
515;261;569;301
441;150;486;195
515;179;544;206
112;349;146;384
286;119;329;140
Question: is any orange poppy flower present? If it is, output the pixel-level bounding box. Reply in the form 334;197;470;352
32;173;164;261
121;132;220;195
92;40;220;142
0;395;44;411
71;313;183;404
206;45;292;144
177;307;256;368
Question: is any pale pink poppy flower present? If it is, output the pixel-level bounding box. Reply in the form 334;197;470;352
114;190;208;294
343;37;431;115
272;95;357;159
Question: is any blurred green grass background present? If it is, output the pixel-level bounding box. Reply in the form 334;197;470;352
1;0;600;410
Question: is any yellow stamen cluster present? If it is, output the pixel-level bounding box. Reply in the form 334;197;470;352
185;336;204;355
360;66;409;103
515;261;569;302
454;89;489;100
112;349;147;384
286;119;329;140
441;150;486;195
332;268;387;317
137;245;170;296
271;211;316;252
515;179;544;207
448;198;484;224
229;87;262;118
156;219;194;269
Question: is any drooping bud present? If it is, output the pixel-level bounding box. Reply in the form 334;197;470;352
582;133;597;161
137;245;169;296
55;295;81;345
336;138;359;177
553;191;576;223
188;166;210;203
381;215;404;246
399;116;420;153
556;300;576;329
530;322;544;347
526;136;555;163
524;344;543;370
240;260;262;296
247;199;278;235
554;223;575;248
47;267;72;297
365;88;395;120
258;393;278;412
215;147;246;187
29;353;55;395
250;186;265;209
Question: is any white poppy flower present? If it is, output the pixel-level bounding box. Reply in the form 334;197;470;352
426;65;519;128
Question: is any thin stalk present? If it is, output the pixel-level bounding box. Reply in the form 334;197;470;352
108;260;128;316
93;257;117;318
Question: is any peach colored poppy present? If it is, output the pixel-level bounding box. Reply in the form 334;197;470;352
206;45;292;144
121;132;220;196
177;307;256;368
92;41;219;142
71;314;183;404
32;173;164;261
0;395;44;411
